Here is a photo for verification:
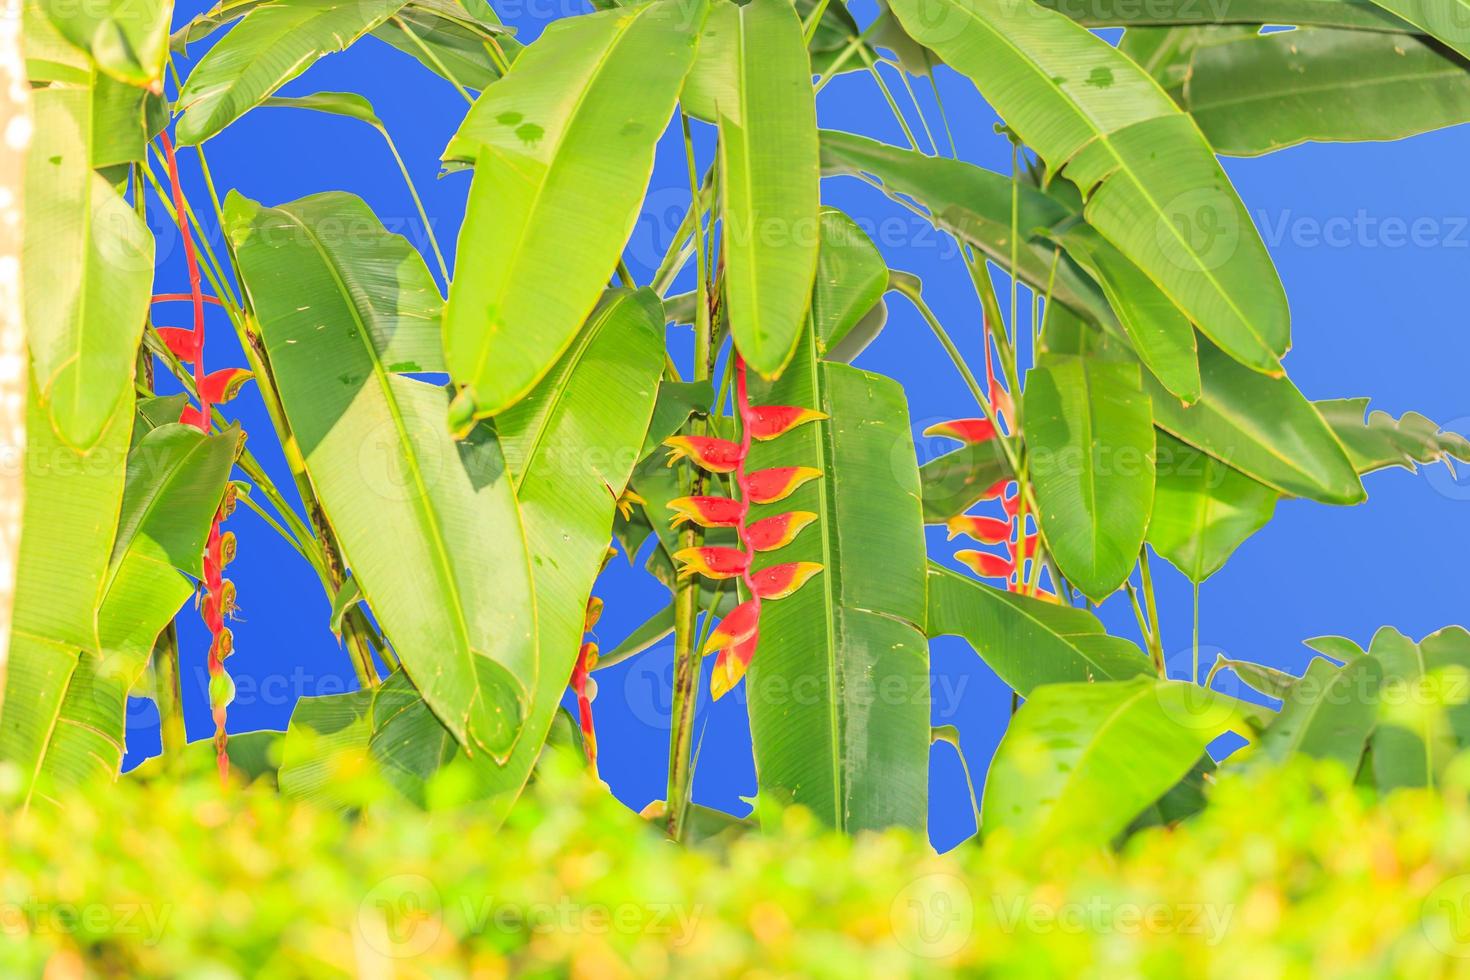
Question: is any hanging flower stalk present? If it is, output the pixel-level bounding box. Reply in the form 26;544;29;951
663;354;825;700
932;346;1053;601
158;134;253;780
570;596;603;769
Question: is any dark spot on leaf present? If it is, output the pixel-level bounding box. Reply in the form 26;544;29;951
515;123;544;146
1086;67;1113;88
620;120;644;138
496;111;522;126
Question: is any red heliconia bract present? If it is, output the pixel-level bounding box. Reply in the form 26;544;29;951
744;404;827;441
667;495;746;529
663;435;743;473
661;353;828;701
200;367;254;404
571;639;598;766
924;418;996;445
743;511;817;552
157;326;198;363
750;561;824;600
743;466;821;505
955;548;1014;580
709;633;759;701
672;545;750;580
946;514;1010;544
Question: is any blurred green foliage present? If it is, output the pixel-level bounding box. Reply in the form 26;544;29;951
3;749;1470;977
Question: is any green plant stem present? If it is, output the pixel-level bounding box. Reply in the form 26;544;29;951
801;0;831;43
379;126;450;286
813;20;881;93
668;132;716;841
154;623;187;766
859;50;920;152
1139;549;1166;677
1192;580;1201;685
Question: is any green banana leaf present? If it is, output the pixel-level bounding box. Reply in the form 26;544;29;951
702;0;821;377
175;0;411;144
292;288;666;816
1148;432;1279;583
1242;655;1382;771
441;0;701;417
1364;0;1470;58
1048;0;1416;28
982;676;1249;847
1369;625;1465;791
41;0;171;88
1177;28;1470;155
812;208;889;361
373;0;520;91
24;86;152;451
229;190;538;763
742;328;931;832
886;0;1290;374
926;563;1151;694
1024;354;1156;601
1318;397;1470;475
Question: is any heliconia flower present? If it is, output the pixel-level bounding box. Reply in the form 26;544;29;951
664;435;742;473
583;596;604;633
571;640;598;763
219;531;238;568
701;598;760;656
710;633;759;701
199;367;254;404
744;466;821;505
672;545;749;580
179;405;207;430
924;418;996;444
667;495;746;529
946;514;1010;544
751;561;824;600
955;549;1014;579
1002;491;1022;519
157;326;198;363
744;511;817;552
743;405;827;441
1007;533;1041;563
992;385;1015;429
980;479;1011;501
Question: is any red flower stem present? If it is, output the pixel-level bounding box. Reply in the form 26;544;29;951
152;293;224;307
733;357;761;621
161;131;230;781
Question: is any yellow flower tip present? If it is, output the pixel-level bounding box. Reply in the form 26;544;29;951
640;800;668;820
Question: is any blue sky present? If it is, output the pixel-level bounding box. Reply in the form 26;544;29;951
132;1;1470;850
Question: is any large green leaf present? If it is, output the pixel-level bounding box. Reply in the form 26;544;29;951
175;0;411;145
0;388;130;805
812;208;889;361
1053;224;1199;402
919;439;1011;523
1365;0;1470;58
1244;655;1381;771
1024;354;1155;601
819;130;1115;326
1317;397;1470;476
926;563;1151;694
982;676;1245;847
24;85;152;451
229;190;537;762
42;0;172;88
887;0;1290;373
1145;336;1365;504
743;329;931;832
463;287;666;819
1148;431;1279;583
1369;626;1463;791
1048;0;1417;28
373;0;519;92
1176;28;1470;155
37;423;240;796
704;0;820;377
441;0;700;417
